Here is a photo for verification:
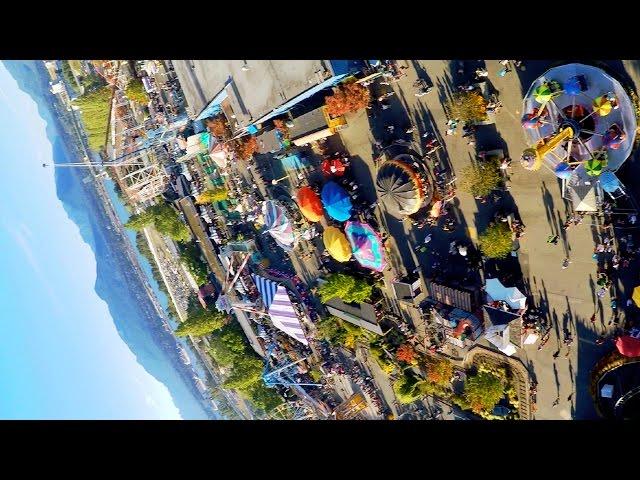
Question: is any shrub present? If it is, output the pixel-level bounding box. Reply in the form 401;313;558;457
393;370;421;404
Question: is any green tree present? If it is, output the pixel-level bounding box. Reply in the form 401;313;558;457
125;204;191;242
60;60;81;95
177;241;209;285
72;85;113;151
315;315;348;344
125;78;149;104
479;222;513;259
318;273;373;304
222;356;263;390
196;188;228;204
464;369;505;414
460;159;501;197
444;91;488;123
315;315;372;349
393;370;421;404
245;382;284;412
208;324;248;367
175;308;228;337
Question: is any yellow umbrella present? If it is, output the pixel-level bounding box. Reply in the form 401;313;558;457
633;286;640;307
593;96;613;117
323;226;352;262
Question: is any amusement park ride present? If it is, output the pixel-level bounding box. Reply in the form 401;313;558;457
214;251;329;419
43;60;187;204
519;64;635;181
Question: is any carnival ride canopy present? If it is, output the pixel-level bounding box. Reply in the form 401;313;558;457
344;221;387;272
322;226;352;262
376;158;429;217
297;186;324;222
522;63;636;173
321;181;353;222
269;284;309;345
252;274;308;345
262;200;297;251
615;335;640;358
569;183;598;212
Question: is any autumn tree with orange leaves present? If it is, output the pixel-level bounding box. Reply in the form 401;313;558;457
206;115;232;141
230;136;258;160
396;343;417;365
324;81;370;117
425;355;454;387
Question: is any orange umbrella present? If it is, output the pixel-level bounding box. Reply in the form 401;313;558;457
297;186;324;222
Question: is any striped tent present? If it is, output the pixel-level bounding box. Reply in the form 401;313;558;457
268;285;308;345
263;200;296;251
252;274;279;309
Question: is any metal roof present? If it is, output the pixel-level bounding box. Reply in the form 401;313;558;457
325;298;382;335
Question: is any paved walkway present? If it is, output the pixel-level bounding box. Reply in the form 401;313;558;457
336;60;640;419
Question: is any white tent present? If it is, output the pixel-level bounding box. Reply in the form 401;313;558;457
569;184;598;212
486;278;527;310
504;287;527;310
484;324;516;356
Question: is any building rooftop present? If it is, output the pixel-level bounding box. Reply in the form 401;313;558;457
425;279;477;312
172;60;333;126
325;298;383;335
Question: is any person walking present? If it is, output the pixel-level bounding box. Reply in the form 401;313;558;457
561;258;571;269
547;234;559;245
552;398;559;407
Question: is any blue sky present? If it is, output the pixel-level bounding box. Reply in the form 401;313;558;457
0;64;184;419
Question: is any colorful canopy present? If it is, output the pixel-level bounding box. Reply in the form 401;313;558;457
534;84;553;103
554;162;573;180
615;335;640;358
593;95;613;117
585;158;604;177
263;200;296;251
633;286;640;308
252;273;279;309
297;186;324;222
321;181;353;222
321;158;346;176
522;64;637;174
322;226;352;262
344;221;387;272
522;112;542;129
268;285;309;345
564;75;586;96
600;171;621;193
376;159;428;217
603;125;626;149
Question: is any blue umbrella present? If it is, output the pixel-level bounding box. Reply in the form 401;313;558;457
554;162;573;180
321;181;353;222
600;171;620;193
